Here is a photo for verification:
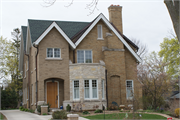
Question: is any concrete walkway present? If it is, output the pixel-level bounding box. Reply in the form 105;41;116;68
0;110;88;120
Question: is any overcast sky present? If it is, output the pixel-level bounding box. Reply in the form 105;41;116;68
0;0;175;53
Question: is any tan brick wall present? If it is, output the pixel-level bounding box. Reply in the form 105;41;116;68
38;27;69;102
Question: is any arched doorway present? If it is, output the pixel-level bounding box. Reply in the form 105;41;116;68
45;78;64;108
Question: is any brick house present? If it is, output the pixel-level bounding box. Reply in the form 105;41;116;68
19;5;142;110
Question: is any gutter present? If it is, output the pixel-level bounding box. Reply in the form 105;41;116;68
33;43;39;108
25;53;30;108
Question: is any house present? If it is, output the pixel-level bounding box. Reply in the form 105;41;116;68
19;5;142;110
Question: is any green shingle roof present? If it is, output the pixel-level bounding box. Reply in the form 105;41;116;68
28;19;90;43
21;26;27;50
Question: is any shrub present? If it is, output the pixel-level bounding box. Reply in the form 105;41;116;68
42;113;47;115
52;110;67;119
175;108;180;117
25;109;29;112
37;105;41;113
66;104;71;112
94;109;103;113
83;111;90;115
29;109;34;113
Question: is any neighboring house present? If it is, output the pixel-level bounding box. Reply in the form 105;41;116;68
167;91;180;109
19;5;142;110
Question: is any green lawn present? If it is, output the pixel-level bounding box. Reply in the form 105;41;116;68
84;113;167;119
0;113;5;120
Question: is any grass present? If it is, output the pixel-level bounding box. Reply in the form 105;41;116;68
84;113;167;119
0;113;6;120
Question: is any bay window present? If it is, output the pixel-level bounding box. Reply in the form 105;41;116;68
84;79;98;99
73;80;79;99
77;50;92;63
102;80;104;99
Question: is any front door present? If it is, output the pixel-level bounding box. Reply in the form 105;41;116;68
47;82;58;108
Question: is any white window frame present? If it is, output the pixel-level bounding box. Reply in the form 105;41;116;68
73;80;80;100
97;25;103;40
77;50;93;63
126;80;134;100
24;63;26;78
84;79;98;100
31;84;33;104
102;80;104;99
46;48;61;58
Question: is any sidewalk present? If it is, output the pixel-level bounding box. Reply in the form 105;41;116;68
0;110;89;120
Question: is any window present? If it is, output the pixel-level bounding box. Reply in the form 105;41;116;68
73;80;79;99
47;48;61;58
84;80;98;99
126;80;133;100
77;50;92;63
97;25;103;39
102;80;104;99
24;63;26;78
31;84;33;104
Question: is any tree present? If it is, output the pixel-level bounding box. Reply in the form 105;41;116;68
164;0;179;42
0;37;11;82
131;38;148;59
158;37;180;79
138;52;174;109
43;0;99;15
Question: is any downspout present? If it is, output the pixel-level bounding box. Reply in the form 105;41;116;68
105;69;108;108
25;53;30;108
33;44;39;108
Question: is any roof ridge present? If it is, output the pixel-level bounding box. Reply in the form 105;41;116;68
28;19;90;23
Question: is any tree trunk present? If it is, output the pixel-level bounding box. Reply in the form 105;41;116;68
164;0;179;42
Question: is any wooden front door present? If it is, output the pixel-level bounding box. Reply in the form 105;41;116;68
47;82;58;108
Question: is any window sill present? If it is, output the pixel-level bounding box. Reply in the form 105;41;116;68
84;99;100;102
97;38;104;40
45;58;63;61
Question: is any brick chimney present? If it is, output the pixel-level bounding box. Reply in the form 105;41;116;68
108;5;123;34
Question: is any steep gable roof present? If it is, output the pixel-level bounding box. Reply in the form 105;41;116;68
28;19;90;43
26;13;141;62
75;13;142;62
21;26;27;50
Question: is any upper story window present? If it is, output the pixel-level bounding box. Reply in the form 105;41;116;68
126;80;134;100
47;48;61;58
77;50;92;63
97;25;103;39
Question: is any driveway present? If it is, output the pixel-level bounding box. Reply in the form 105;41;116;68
0;110;88;120
0;110;52;120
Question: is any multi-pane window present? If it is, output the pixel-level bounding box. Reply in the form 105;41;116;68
31;84;33;104
74;80;79;99
84;80;90;98
24;63;26;78
97;25;103;39
102;80;104;99
77;50;92;63
126;80;133;99
47;48;61;58
92;80;97;98
84;80;98;99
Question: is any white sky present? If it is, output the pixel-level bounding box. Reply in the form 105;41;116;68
0;0;175;53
